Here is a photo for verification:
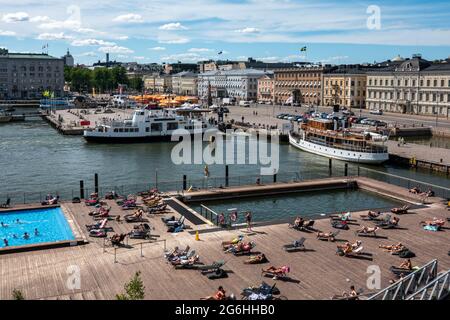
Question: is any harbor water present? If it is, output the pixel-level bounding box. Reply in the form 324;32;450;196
0;109;449;202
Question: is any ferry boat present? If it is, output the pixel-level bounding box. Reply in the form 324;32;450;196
0;111;12;123
289;118;389;164
84;108;216;143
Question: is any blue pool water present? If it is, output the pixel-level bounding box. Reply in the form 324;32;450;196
0;207;75;248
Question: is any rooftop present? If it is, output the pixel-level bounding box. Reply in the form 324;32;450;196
0;51;61;60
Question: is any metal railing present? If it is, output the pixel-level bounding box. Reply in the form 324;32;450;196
368;259;439;300
406;269;450;300
199;204;220;226
103;238;167;264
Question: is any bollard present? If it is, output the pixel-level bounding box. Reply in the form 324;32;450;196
225;165;229;187
183;175;187;191
80;180;85;199
344;163;348;176
273;174;277;183
329;158;332;176
94;173;99;194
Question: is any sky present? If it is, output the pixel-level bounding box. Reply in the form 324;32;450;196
0;0;449;65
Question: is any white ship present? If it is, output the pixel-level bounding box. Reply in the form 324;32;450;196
289;118;389;164
84;108;215;143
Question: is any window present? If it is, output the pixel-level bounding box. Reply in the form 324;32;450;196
151;123;162;131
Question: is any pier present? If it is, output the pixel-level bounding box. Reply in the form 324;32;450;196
0;177;449;300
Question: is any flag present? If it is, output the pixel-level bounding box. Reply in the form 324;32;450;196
218;51;223;55
300;46;307;52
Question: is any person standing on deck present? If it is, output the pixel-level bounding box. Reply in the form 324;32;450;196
245;211;253;232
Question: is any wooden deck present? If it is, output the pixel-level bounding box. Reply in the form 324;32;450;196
0;178;449;300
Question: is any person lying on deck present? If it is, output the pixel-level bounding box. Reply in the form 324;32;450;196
262;266;290;276
422;218;445;227
398;259;413;270
317;231;336;241
357;226;379;234
245;253;267;264
409;186;421;194
368;211;381;218
420;188;435;198
172;254;199;266
129;209;143;219
379;242;405;253
342;285;359;300
201;286;227;300
227;241;252;253
294;216;304;228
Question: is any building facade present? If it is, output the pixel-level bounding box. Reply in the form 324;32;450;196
0;49;65;99
322;67;368;109
257;74;275;103
366;55;450;116
143;74;172;93
198;69;268;101
273;66;329;106
171;71;198;96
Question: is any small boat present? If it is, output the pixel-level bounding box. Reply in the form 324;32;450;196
0;111;12;123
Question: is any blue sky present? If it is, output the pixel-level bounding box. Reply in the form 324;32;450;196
0;0;449;65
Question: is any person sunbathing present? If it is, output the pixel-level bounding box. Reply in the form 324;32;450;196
368;211;381;218
262;266;290;278
245;253;267;264
358;226;379;234
172;255;199;266
341;286;359;300
317;231;336;241
201;286;227;300
379;242;405;253
398;259;412;270
422;218;445;227
409;186;421;194
293;216;304;228
130;209;143;219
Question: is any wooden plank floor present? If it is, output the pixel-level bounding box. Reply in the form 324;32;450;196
0;181;449;300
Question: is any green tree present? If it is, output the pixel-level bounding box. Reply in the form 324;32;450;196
111;66;128;88
12;289;25;300
129;76;144;92
116;271;145;300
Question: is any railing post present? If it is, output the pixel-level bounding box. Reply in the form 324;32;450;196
80;180;85;199
183;175;187;191
273;173;277;183
344;163;348;177
225;165;229;187
140;243;143;257
114;247;117;263
94;173;99;194
329;158;332;176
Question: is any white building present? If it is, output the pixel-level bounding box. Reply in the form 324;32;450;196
197;69;268;101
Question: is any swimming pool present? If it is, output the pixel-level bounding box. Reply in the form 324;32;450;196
0;207;75;249
194;189;403;224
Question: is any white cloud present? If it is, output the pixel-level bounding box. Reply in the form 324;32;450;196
158;38;190;44
113;14;143;23
149;46;166;51
39;19;81;31
71;39;116;47
235;27;260;34
30;16;51;23
2;12;29;23
160;52;201;62
188;48;213;52
134;56;145;60
0;30;16;36
158;22;188;31
37;32;72;40
98;45;134;54
75;52;98;57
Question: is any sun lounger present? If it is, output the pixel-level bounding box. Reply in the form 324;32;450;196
0;198;11;208
331;220;349;230
197;260;225;272
283;237;306;252
289;220;315;231
389;266;415;276
166;216;185;227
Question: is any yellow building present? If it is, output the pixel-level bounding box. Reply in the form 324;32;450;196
323;70;367;109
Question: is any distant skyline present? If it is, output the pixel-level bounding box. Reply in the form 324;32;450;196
0;0;449;65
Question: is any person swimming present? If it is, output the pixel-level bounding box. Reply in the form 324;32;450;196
3;239;8;246
23;232;30;240
1;222;8;227
34;228;39;236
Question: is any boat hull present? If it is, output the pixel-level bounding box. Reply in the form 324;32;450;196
289;134;388;164
84;134;176;143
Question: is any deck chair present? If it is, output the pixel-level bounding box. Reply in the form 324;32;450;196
331;220;349;230
166;216;185;227
0;198;11;208
198;260;225;272
283;237;306;252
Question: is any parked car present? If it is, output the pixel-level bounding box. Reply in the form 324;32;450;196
370;109;383;115
276;113;288;119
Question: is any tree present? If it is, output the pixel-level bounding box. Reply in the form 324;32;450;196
12;289;25;300
129;76;144;92
116;271;145;300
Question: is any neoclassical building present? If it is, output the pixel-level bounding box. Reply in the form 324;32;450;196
366;55;450;116
171;71;198;96
257;74;274;103
322;66;369;109
197;69;268;101
273;66;330;106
